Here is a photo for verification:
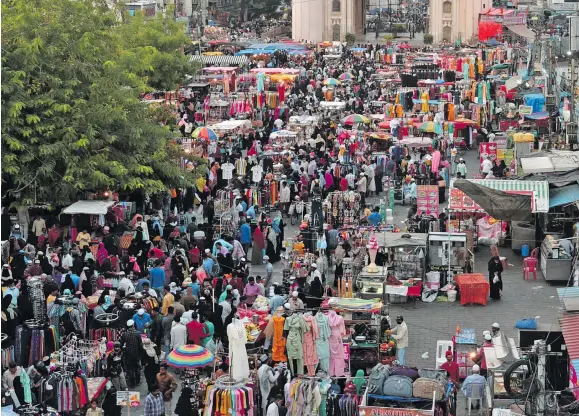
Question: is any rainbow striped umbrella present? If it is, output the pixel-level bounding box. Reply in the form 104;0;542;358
342;114;370;125
339;72;354;81
166;345;215;369
323;77;341;86
192;127;218;140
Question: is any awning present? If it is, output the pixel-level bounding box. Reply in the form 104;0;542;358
62;201;115;215
506;25;535;39
449;179;550;213
549;184;579;208
557;287;579;313
560;314;579;361
190;55;248;66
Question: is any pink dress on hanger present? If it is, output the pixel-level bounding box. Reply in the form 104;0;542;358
328;310;347;377
302;314;319;376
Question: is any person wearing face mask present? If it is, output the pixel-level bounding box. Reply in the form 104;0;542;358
391;315;408;365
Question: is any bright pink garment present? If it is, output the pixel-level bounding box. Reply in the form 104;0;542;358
328;311;347;376
432;150;441;174
303;314;319;376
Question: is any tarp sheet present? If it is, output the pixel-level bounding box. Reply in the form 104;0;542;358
518;168;579;188
549;184;579;208
453;179;533;221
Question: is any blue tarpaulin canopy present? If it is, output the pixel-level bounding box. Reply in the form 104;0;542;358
524;93;545;113
549;184;579;208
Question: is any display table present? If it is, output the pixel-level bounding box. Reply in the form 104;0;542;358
454;273;489;306
385;281;422;306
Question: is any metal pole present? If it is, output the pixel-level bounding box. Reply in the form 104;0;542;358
572;57;576;123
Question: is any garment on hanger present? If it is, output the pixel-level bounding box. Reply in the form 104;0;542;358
284;314;308;375
228;320;250;381
315;312;331;373
328;311;347;377
272;315;287;362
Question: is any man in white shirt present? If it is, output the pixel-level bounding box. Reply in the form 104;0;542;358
266;394;284;416
170;317;188;350
259;359;281;414
391;315;409;365
118;272;135;296
481;156;493;175
345;171;356;189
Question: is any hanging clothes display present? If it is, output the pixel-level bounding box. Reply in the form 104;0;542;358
303;313;319;376
328;311;347;377
271;313;287;362
315;312;331;373
284;313;308;376
202;383;255;416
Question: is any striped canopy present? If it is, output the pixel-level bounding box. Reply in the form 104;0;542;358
190;55;248;66
166;345;215;369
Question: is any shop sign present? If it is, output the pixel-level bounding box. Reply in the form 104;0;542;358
479;142;498;164
117;391;140;407
416;185;439;216
360;406;432;416
518;105;533;115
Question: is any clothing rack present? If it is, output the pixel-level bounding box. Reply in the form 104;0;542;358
28;278;46;322
50;337;105;376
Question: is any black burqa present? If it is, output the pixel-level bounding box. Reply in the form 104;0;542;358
174;387;197;416
307;276;324;308
488;256;503;300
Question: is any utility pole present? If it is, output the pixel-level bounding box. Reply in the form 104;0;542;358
536;339;547;416
571;56;576;123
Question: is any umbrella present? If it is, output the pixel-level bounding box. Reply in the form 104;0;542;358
166;345;215;369
192;127;218;140
452;118;478;129
417;121;436;133
323;78;341;86
378;120;392;129
342;114;370;125
339;72;354;81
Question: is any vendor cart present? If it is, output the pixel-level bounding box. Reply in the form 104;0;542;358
452;327;478;379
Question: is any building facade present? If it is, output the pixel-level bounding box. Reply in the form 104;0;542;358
292;0;366;43
428;0;487;44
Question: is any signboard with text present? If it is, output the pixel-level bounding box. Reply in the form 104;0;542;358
360;406;432;416
116;391;141;407
343;343;350;374
416;185;439;216
479;142;498;164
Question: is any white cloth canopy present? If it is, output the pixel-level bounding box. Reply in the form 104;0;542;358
62;201;115;215
208;120;252;131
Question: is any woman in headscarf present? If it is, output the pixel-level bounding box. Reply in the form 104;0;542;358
265;226;280;263
307;275;324;308
61;274;76;294
488;256;503;300
1;294;17;338
251;226;265;265
141;338;160;392
174;386;195;416
96;242;109;268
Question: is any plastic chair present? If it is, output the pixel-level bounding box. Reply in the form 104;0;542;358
523;257;538;280
465;383;485;415
529;247;539;259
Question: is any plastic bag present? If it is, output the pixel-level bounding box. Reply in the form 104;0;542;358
515;318;537;330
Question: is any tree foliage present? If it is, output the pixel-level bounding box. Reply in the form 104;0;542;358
1;0;199;207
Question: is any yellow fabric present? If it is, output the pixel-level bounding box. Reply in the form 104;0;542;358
395;104;403;118
293;241;305;255
162;293;174;316
421;92;429;113
196;177;206;193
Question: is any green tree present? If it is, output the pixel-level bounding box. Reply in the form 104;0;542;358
116;10;199;91
1;0;197;207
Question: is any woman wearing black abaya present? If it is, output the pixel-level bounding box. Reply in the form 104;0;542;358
37;251;53;276
61;274;76;294
1;295;18;338
488;256;503;300
174;386;196;416
307;276;324;308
